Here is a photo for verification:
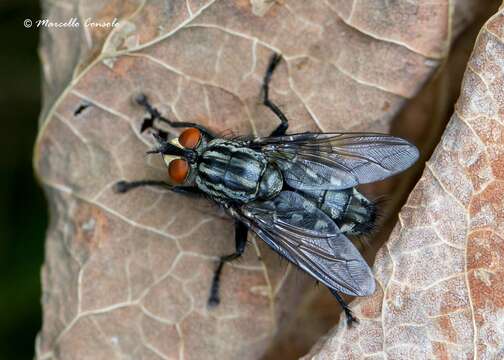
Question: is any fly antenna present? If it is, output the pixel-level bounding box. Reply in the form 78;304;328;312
147;133;198;163
147;134;184;156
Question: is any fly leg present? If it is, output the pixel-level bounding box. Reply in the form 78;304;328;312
135;94;214;138
330;289;358;326
208;221;248;307
262;53;289;137
114;180;202;196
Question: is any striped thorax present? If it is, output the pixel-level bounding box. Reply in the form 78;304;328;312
196;139;283;203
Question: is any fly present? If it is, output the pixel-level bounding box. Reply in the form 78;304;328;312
115;54;419;325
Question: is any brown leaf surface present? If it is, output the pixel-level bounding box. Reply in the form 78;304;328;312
302;4;504;360
33;1;489;359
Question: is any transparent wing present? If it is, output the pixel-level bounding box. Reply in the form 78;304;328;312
252;132;419;190
236;191;375;296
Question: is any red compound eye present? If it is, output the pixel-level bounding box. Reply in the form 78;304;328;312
168;158;189;184
179;128;202;149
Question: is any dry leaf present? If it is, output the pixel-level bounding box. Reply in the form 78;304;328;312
33;1;494;359
303;5;504;360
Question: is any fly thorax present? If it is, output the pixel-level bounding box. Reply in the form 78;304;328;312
196;139;268;203
257;163;283;200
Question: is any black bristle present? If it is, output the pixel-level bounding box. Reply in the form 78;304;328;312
352;199;378;235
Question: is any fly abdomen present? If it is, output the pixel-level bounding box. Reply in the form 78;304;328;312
196;139;269;203
301;188;376;236
319;189;352;221
338;189;377;236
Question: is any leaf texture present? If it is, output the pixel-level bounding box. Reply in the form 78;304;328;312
303;5;504;360
34;1;488;359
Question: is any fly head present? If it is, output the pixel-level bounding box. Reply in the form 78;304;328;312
148;128;211;185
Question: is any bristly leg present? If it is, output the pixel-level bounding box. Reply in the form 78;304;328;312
114;180;202;195
208;221;248;307
329;289;358;326
114;180;170;193
262;53;289;137
135;94;169;139
135;94;215;138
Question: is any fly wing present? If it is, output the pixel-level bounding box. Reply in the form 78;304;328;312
236;191;375;296
251;132;419;190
